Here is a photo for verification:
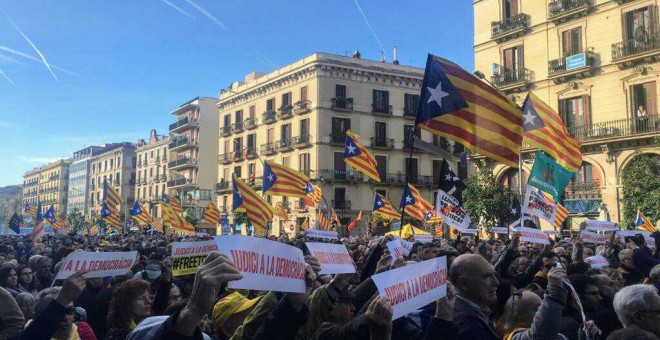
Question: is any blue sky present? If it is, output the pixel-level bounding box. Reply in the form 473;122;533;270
0;0;474;187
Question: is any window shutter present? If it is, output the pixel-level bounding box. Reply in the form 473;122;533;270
643;81;657;114
517;45;525;69
581;95;591;127
510;0;518;16
558;99;567;124
562;30;571;55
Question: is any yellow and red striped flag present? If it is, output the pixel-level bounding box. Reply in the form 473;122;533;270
416;54;523;168
541;192;569;230
130;202;152;226
24;202;37;217
399;184;433;222
89;226;99;236
347;210;362;232
150;218;164;233
425;211;444;224
435;225;443;238
344;130;380;182
53;215;68;230
522;93;582;172
300;217;309;230
317;209;329;230
161;193;184;214
372;193;400;221
103;181;122;209
233;175;275;234
201;201;221;224
101;203;122;230
161;203;194;234
635;210;656;233
274;202;289;221
262;160;310;198
305;183;322;207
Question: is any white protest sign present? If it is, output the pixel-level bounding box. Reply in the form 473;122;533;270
55;251;138;280
586;255;609;268
305;228;339;240
492;227;510;234
171;240;218;256
583;220;619;232
373;256;448;320
518;227;550;245
461;228;478;234
522;187;557;224
435;190;471;231
387;239;405;263
305;242;356;275
616;230;655;248
401;240;414;257
214;235;306;293
414;234;433;243
580;230;609;245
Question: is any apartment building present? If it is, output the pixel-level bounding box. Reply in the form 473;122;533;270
217;53;466;236
67;146;107;215
22;159;72;216
474;0;660;228
135;129;170;218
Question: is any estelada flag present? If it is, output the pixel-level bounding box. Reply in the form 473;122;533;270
415;54;523;168
316;209;329;230
635;210;656;233
262;160;310;198
233;175;275;234
305;183;322;207
275;202;289;221
130;201;152;226
201;201;221;224
103;181;122;209
399;184;433;222
161;203;194;234
161;193;184;213
372;193;399;221
344;130;380;182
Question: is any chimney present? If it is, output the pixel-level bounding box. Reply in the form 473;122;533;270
352;50;361;59
380;49;386;63
393;46;399;65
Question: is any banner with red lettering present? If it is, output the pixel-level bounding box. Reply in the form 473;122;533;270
492;227;510;234
583;220;619;232
580;230;609;245
171;240;219;277
304;229;339;240
305;242;356;275
522;187;557;224
55;251;138;280
214;236;306;293
414;234;433;243
372;256;448;319
616;230;655;249
387;239;405;263
517;227;550;245
586;255;609;268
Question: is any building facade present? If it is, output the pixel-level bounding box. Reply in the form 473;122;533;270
67;146;107;215
87;143;137;223
168;97;219;233
474;0;660;229
135;129;170;218
22;159;72;216
217;53;466;236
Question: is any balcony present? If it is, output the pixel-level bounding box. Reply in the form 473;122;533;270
329;133;346;145
260;142;276;156
331;200;352;210
232;121;244;133
566;114;660;142
611;31;660;68
218;153;232;165
245;147;258;159
548;51;596;84
548;0;592;24
372;103;393;115
292;135;312;148
331;97;353;111
491;13;530;43
220;125;231;137
275;138;293;152
159;174;167;182
262;110;276;124
232;150;244;162
244;117;257;130
215;181;230;194
491;66;533;93
403;106;417;119
564;180;601;200
154;157;161;165
168;177;195;188
370;137;395;150
277;105;293;120
411;175;435;187
169;136;196;151
169;116;198;133
294;100;312;115
402;139;424;152
318;169;364;182
168;157;196;170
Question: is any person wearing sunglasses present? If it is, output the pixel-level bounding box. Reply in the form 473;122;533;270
559;274;603;340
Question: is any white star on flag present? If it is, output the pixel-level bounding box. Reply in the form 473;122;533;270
268;174;275;182
346;143;357;154
377;200;383;206
523;111;537;126
427;82;450;107
511;208;517;214
406;195;413;203
445;174;452;181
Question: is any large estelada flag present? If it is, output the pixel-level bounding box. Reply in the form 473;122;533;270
201;201;221;224
262;160;310;198
24;202;37;217
399;184;434;222
372;193;399;221
316;209;330;230
161;203;194;234
161;193;184;213
635;210;656;233
344;130;380;182
103;181;122;209
130;201;152;226
53;215;68;231
305;182;322;207
233;175;274;234
43;205;56;225
101;202;122;230
522;93;582;172
415;54;523;168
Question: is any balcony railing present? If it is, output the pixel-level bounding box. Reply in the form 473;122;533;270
167;177;194;188
564;180;601;200
244;117;257;129
232;150;244;162
491;13;529;41
277;105;293;119
566;114;660;142
169;116;198;132
331;200;352;210
372;103;393;115
245;147;258;159
329;133;346;144
331;97;353;111
220;125;231;137
294;100;311;114
232;121;243;133
169;136;195;150
404;106;417;118
292;135;312;147
548;0;591;21
260;142;276;155
318;169;364;182
491;66;533;88
218;153;231;165
262;110;276;124
370;137;395;149
275;138;293;151
612;30;660;61
215;181;230;193
548;51;595;78
168;157;195;168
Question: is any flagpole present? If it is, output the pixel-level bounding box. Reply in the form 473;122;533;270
517;155;524;233
399;129;417;237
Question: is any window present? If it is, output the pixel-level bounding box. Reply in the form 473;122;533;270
375;189;387;197
149;186;152;197
562;27;583;56
249;105;256;120
248;163;256;177
375;155;387;180
299;153;310;175
335;84;346;98
282;156;290;167
267;128;274;144
404;94;419;116
374;122;387;146
300;119;309;136
155;185;159;197
247;133;256;150
406;158;419;183
632;81;657;115
266;98;276;111
156;149;160;159
503;0;518;19
223;114;231;128
623;6;657;41
142;187;146;199
224;140;230;154
137;155;141;165
574;163;594;184
150;151;153;159
235;110;243;124
233;166;242;178
331;117;351;143
403;125;421;148
433;160;442;181
282;92;292;107
300;86;308;102
223;168;229;182
137;170;141;181
281;123;291;141
502;45;524;73
334;188;346;209
372;90;390;113
558;96;591;129
233;137;243;154
433;135;450;150
334;152;346;179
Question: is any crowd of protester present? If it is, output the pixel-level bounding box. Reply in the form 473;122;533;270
0;228;659;340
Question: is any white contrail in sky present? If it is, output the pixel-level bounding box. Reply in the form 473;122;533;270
0;68;14;86
0;46;77;76
161;0;196;19
0;54;24;65
184;0;227;29
5;14;59;82
351;0;386;58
